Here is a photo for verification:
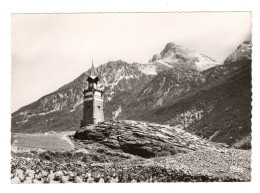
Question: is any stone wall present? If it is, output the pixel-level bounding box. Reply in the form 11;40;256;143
81;90;104;127
93;98;104;124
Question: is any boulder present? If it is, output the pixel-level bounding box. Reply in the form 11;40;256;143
41;170;48;178
43;177;50;183
74;120;214;158
68;171;75;181
74;176;82;183
60;176;68;183
54;171;63;181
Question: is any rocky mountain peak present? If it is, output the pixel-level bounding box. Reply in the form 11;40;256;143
150;42;220;71
104;60;127;67
160;42;182;58
162;42;176;52
224;41;252;65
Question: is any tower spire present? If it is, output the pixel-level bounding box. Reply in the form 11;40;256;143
90;59;96;77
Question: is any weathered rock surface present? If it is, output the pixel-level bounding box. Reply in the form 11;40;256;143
74;120;216;158
224;41;252;65
149;42;220;71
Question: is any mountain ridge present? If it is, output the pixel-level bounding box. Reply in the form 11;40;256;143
11;41;252;149
149;42;221;71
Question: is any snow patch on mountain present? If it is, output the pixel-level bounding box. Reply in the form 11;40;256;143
192;52;220;71
151;60;173;68
138;64;158;75
150;42;220;71
38;108;60;116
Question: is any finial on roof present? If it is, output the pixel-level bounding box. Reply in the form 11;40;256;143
90;59;96;77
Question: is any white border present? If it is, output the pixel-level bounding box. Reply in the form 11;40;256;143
1;0;259;192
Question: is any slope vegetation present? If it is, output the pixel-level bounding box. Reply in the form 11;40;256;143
128;59;251;148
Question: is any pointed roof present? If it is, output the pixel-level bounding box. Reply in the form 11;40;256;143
87;60;99;82
90;59;96;77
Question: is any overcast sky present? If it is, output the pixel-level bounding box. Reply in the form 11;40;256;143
11;12;251;112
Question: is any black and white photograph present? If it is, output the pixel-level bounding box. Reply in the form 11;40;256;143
10;12;252;184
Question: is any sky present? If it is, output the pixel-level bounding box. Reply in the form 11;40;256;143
11;12;252;112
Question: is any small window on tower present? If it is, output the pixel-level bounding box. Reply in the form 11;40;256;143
87;105;90;108
98;106;101;108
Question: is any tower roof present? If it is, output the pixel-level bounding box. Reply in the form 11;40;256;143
90;59;96;77
87;60;99;82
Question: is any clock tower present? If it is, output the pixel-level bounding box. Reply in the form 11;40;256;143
81;61;104;127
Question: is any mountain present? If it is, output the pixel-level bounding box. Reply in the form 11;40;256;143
149;42;221;71
11;42;219;133
11;41;251;149
11;60;168;133
128;41;252;148
119;67;206;119
224;41;252;65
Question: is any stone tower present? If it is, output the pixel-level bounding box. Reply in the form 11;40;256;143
81;61;104;127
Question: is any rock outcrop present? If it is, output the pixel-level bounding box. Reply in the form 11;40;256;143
224;41;252;65
149;42;220;71
74;120;216;158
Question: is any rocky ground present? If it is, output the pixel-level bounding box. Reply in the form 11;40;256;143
11;120;251;183
74;120;218;158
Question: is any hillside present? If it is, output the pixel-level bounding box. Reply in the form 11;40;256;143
11;120;251;183
11;61;167;133
224;41;252;65
119;67;206;118
125;44;251;148
11;42;219;133
11;41;251;149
